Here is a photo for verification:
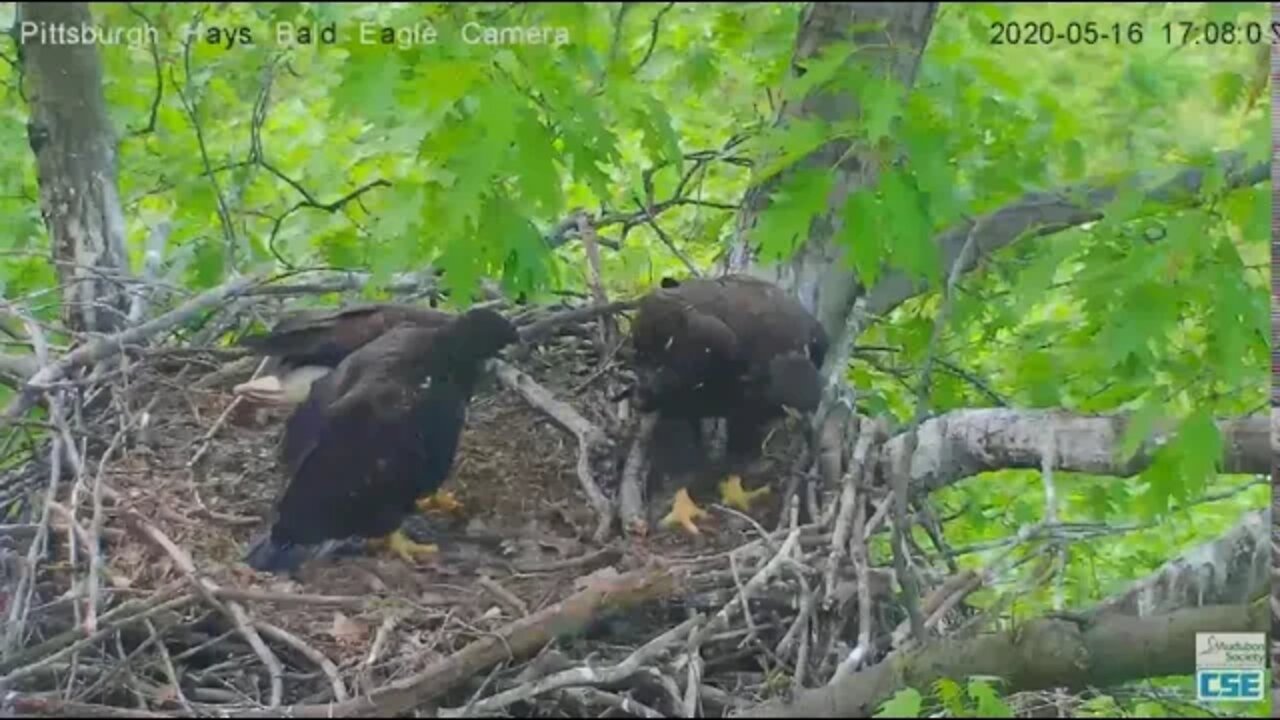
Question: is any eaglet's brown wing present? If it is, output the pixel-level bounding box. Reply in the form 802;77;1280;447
240;303;455;368
272;327;440;545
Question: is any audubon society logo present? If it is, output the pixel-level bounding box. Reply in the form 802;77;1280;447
1194;633;1265;702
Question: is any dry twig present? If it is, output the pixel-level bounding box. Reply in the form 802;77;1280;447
493;360;615;542
438;615;701;717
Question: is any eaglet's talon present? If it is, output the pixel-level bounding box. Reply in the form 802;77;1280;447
719;475;770;512
372;530;439;564
661;488;708;536
415;490;464;515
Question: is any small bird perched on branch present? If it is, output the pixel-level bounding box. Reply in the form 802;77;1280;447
243;306;519;574
234;302;467;516
629;274;828;535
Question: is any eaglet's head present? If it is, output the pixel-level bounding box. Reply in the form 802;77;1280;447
765;351;823;413
452;307;519;359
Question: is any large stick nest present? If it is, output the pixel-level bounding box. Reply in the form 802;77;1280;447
0;296;858;716
0;292;1098;718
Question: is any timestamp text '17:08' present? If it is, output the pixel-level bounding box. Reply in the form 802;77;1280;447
991;20;1278;46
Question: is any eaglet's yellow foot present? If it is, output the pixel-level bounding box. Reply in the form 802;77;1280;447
415;490;464;516
370;529;439;564
661;488;709;536
719;475;770;513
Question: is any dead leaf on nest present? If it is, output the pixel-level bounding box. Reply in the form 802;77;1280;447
109;574;133;590
330;611;367;647
573;565;619;593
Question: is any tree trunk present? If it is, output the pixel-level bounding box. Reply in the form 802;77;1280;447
728;2;941;337
18;2;131;334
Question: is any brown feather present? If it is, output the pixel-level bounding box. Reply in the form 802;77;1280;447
238;303;456;370
629;274;828;483
245;308;519;573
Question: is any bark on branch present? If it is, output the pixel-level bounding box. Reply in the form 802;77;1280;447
745;601;1267;718
885;408;1274;495
1085;508;1269;620
230;564;680;718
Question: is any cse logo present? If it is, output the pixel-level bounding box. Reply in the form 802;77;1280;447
1196;670;1264;702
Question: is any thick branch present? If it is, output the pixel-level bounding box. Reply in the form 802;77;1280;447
517;300;636;343
865;148;1270;320
1084;508;1268;620
438;615;699;717
0;271;267;427
885;408;1273;494
231;564;679;718
746;601;1267;718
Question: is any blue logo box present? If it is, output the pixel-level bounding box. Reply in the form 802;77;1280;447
1195;669;1265;702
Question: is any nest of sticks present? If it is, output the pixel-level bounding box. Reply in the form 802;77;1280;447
0;284;1003;718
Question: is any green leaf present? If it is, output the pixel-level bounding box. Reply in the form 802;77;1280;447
634;96;683;168
1207;254;1260;385
1207;2;1254;23
436;232;486;306
1119;395;1164;462
682;46;719;93
1173;409;1224;492
968;679;1014;718
1137;409;1224;517
875;688;923;718
490;196;554;297
1062;138;1086;181
934;678;965;715
511;110;563;213
1083;483;1116;520
334;46;403;123
880;170;936;283
316;228;363;268
751;118;832;185
783;41;857;104
1223;185;1268;245
861;72;905;143
418;60;485;115
1096;282;1178;366
753;167;833;262
1011;242;1068;311
902;110;957;224
1016;350;1061;408
1211;71;1244;112
1133;700;1167;718
189;237;226;290
840;189;885;286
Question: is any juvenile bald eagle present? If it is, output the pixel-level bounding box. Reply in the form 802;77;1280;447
233;302;467;515
630;274;828;534
244;307;519;573
233;303;456;406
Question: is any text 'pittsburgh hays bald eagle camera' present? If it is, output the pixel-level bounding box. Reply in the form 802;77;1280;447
239;306;518;573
